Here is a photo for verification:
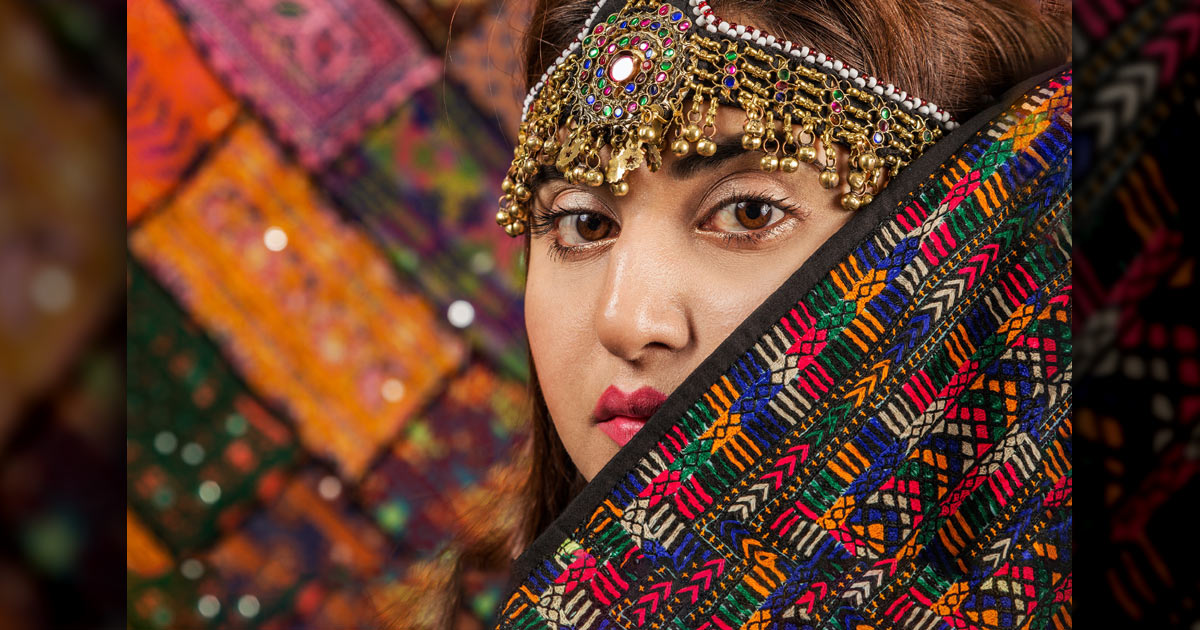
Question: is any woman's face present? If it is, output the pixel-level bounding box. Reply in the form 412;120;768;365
525;105;860;481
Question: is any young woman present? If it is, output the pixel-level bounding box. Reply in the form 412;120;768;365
393;0;1071;627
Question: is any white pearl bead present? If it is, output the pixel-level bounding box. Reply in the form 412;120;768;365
706;24;717;32
816;52;826;63
756;36;767;45
735;24;745;34
766;34;776;44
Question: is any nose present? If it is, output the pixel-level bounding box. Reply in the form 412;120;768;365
594;224;693;363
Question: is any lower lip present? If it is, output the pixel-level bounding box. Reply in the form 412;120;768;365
597;416;648;448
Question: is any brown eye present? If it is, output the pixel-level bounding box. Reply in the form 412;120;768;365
733;201;773;229
559;212;615;245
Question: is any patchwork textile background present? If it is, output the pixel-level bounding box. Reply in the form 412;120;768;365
126;0;532;627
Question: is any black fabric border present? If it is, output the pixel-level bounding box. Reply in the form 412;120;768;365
501;61;1072;601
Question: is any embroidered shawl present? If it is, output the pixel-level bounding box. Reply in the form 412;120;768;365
495;65;1072;630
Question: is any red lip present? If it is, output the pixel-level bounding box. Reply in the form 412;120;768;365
593;385;667;447
593;385;668;422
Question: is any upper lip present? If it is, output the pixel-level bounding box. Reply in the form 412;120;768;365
592;385;667;423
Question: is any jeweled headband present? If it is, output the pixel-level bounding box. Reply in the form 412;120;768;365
496;0;959;236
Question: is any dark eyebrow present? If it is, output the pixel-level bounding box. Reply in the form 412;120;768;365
527;137;752;191
530;164;563;192
667;137;753;179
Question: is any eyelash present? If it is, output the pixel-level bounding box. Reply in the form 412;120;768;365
530;193;805;262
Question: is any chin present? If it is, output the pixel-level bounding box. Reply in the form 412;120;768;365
574;434;620;482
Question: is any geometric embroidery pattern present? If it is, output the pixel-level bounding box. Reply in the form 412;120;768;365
495;68;1072;630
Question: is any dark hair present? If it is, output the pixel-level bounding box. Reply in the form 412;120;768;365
385;1;1069;627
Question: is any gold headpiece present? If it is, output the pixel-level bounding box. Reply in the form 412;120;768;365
497;0;958;236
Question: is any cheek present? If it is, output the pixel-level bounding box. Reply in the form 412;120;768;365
524;251;593;425
695;210;852;339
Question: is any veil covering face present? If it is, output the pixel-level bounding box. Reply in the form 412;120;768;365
495;42;1072;630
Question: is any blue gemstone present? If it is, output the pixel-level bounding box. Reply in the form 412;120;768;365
724;76;736;88
619;20;628;28
646;49;655;59
625;83;636;93
586;95;596;105
651;21;661;29
671;11;682;20
649;86;659;95
596;68;604;77
583;59;592;69
872;132;884;144
614;107;624;118
775;92;785;101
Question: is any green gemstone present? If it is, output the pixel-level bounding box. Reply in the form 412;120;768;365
659;29;669;37
607;14;617;23
638;95;648;105
833;89;844;100
881;108;890;119
588;47;599;58
660;61;672;71
779;68;790;80
724;51;738;61
603;105;613;116
597;78;606;88
619;36;630;46
923;130;933;141
664;48;675;58
580;85;589;95
584;36;592;45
